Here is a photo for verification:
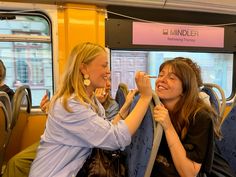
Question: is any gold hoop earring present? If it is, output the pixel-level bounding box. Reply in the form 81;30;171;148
83;74;91;86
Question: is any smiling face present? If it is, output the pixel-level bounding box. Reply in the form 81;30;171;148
83;52;110;93
155;64;183;109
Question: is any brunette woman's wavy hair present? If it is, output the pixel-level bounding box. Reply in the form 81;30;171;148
174;57;203;87
159;59;219;139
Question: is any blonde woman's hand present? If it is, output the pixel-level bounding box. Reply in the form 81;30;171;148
135;71;152;99
153;105;172;131
40;94;50;113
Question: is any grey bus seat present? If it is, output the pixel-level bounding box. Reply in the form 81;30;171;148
115;83;129;109
11;85;32;129
0;92;12;173
200;84;236;175
144;91;163;177
201;83;226;125
4;85;32;162
0;91;12;131
125;91;163;177
215;95;236;174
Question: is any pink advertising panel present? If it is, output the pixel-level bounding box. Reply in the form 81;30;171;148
133;22;224;48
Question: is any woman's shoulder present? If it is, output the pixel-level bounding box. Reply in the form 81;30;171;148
51;97;103;122
0;84;14;100
109;99;119;107
199;91;211;106
199;91;209;99
52;97;90;114
187;109;214;136
0;84;14;93
193;109;213;126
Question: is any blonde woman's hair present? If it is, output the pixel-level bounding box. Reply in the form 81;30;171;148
50;42;106;112
0;59;6;84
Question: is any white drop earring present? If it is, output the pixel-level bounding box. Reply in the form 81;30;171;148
83;74;91;86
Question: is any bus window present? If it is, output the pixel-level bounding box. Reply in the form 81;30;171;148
111;50;233;99
0;13;53;106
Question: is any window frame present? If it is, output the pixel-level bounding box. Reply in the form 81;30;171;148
0;2;59;108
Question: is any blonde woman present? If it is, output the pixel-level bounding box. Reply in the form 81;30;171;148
29;42;152;177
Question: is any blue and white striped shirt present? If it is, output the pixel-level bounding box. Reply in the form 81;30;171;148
29;96;131;177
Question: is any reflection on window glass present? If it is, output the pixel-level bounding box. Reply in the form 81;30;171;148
0;42;52;106
0;13;52;106
111;50;233;98
0;15;50;36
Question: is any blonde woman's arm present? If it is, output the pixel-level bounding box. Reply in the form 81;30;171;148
123;72;152;135
112;89;137;124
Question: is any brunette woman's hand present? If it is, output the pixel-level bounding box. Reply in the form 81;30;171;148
153;105;172;131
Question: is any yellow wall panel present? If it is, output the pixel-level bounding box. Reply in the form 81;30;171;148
21;114;47;150
24;3;106;148
57;3;106;76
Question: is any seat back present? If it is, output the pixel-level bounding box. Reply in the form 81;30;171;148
144;92;163;177
215;95;236;174
201;83;226;125
4;85;32;162
0;92;12;172
0;91;12;131
11;85;32;129
115;83;128;109
125;91;163;177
